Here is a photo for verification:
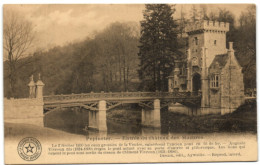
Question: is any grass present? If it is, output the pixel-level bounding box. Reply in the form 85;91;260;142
162;100;257;133
107;101;257;133
107;108;141;124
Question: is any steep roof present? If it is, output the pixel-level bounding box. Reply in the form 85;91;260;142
209;54;228;68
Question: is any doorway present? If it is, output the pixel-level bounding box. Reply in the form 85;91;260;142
192;73;201;92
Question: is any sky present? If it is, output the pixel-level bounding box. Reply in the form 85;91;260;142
4;4;252;52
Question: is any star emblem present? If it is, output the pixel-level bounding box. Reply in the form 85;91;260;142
25;143;34;153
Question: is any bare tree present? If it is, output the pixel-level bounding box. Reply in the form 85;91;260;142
4;10;35;97
190;5;199;22
179;5;187;38
199;4;209;20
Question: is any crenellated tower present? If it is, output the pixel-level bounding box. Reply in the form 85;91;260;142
186;20;229;69
168;20;244;114
186;20;229;107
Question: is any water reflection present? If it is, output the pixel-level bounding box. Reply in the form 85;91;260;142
44;107;170;136
44;104;242;137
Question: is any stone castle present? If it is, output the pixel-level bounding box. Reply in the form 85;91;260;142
168;20;245;114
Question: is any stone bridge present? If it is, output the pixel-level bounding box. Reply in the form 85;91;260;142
4;75;255;132
43;91;201;111
43;91;201;131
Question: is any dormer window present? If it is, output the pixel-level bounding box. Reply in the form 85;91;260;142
210;74;219;88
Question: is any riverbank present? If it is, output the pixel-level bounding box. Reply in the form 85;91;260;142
4;122;85;140
106;101;257;133
41;101;256;135
107;104;141;124
162;100;257;133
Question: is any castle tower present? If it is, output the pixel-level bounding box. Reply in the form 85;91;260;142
186;20;229;107
186;20;229;69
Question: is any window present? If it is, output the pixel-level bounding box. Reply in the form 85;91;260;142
210;74;219;88
214;40;217;45
181;67;185;75
175;81;177;86
194;37;199;45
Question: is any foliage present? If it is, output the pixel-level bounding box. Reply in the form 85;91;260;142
138;4;179;91
3;5;256;98
235;5;256;89
212;8;236;45
4;10;35;98
4;22;140;97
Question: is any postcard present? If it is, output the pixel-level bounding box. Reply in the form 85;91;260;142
3;4;257;164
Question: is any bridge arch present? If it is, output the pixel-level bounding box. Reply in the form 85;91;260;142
43;92;202;131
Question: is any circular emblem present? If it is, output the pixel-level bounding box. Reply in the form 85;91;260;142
17;137;42;161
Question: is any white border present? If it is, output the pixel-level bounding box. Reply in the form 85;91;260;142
0;0;259;165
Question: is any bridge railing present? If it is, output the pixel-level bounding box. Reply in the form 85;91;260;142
43;91;201;103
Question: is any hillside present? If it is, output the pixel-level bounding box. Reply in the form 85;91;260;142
4;22;140;98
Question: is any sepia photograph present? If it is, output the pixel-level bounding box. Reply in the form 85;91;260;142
3;3;257;164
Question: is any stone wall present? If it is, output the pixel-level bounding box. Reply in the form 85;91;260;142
188;32;205;67
204;32;227;67
209;89;221;108
220;50;245;113
208;59;222;108
4;98;44;127
186;20;229;69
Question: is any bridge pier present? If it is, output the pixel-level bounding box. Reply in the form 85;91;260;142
88;100;107;131
142;99;161;128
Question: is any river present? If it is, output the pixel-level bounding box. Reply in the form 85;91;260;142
43;102;256;136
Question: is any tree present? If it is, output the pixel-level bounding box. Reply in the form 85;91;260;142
138;4;179;91
235;5;256;89
217;8;236;45
178;5;188;38
208;11;218;21
56;22;140;94
190;5;200;22
199;5;209;20
4;10;35;97
93;22;139;92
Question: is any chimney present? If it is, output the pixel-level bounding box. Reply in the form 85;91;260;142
228;42;236;66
